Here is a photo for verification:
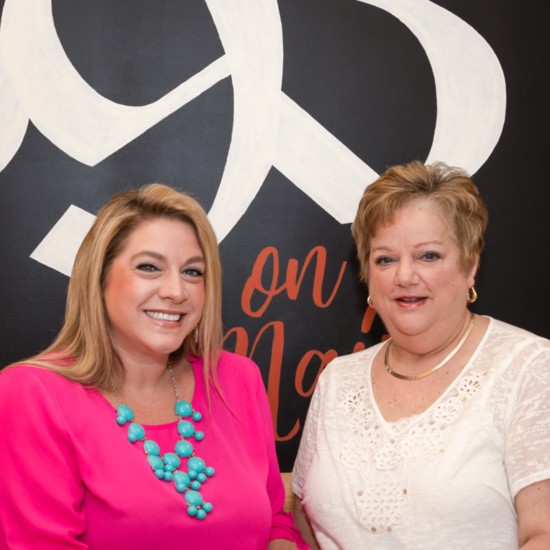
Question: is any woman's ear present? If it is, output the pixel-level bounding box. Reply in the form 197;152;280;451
467;256;480;287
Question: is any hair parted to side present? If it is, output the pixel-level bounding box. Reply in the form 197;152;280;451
10;183;223;391
351;160;489;284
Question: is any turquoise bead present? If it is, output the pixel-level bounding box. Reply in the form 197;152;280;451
192;411;202;422
188;457;205;473
175;440;194;458
194;431;204;441
205;467;215;477
175;400;193;417
144;440;160;456
163;453;181;471
203;502;213;513
174;471;190;492
116;404;134;425
174;471;190;484
191;480;201;490
127;423;145;442
196;509;207;520
185;490;204;506
187;506;198;517
178;420;195;438
148;455;164;471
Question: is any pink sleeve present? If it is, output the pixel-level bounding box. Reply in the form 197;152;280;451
252;365;309;549
0;367;88;548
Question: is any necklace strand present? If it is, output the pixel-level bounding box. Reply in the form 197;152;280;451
112;364;215;520
384;312;475;381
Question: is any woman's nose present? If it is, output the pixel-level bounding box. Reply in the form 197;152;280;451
394;259;417;286
159;272;187;302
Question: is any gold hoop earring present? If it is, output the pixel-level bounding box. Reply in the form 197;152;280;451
467;286;478;304
367;295;374;308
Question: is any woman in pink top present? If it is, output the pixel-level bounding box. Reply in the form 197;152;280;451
0;183;306;550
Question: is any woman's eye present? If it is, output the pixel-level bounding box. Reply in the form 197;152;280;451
182;267;204;279
421;251;441;262
136;263;159;273
374;256;394;266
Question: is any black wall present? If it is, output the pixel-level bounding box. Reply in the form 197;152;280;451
1;0;548;469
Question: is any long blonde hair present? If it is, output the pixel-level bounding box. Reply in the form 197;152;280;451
6;184;223;391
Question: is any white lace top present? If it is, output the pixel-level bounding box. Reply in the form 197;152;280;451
292;318;550;549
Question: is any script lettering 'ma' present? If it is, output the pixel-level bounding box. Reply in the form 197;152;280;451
225;245;378;441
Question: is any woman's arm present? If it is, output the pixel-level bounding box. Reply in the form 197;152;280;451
293;497;320;550
244;359;307;548
0;367;87;548
516;479;550;549
268;538;299;549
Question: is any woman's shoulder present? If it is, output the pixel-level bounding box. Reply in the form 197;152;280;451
326;344;381;370
0;363;76;388
0;363;97;419
480;317;550;387
484;317;550;355
318;343;383;388
217;349;258;369
206;350;264;389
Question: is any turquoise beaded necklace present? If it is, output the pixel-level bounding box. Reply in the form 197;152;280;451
113;364;215;520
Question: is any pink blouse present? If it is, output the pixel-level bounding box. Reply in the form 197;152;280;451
0;351;306;549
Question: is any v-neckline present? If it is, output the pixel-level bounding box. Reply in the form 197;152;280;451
367;318;491;430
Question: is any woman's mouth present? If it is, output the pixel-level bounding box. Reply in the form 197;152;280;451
145;311;182;322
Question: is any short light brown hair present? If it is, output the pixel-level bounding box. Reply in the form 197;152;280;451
12;184;223;391
351;161;489;283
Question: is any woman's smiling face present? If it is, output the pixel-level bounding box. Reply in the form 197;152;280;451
103;217;205;364
368;198;477;343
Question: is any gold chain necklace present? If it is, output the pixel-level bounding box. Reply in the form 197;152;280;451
383;312;475;381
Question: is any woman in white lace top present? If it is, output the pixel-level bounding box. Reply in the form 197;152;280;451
291;161;550;549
